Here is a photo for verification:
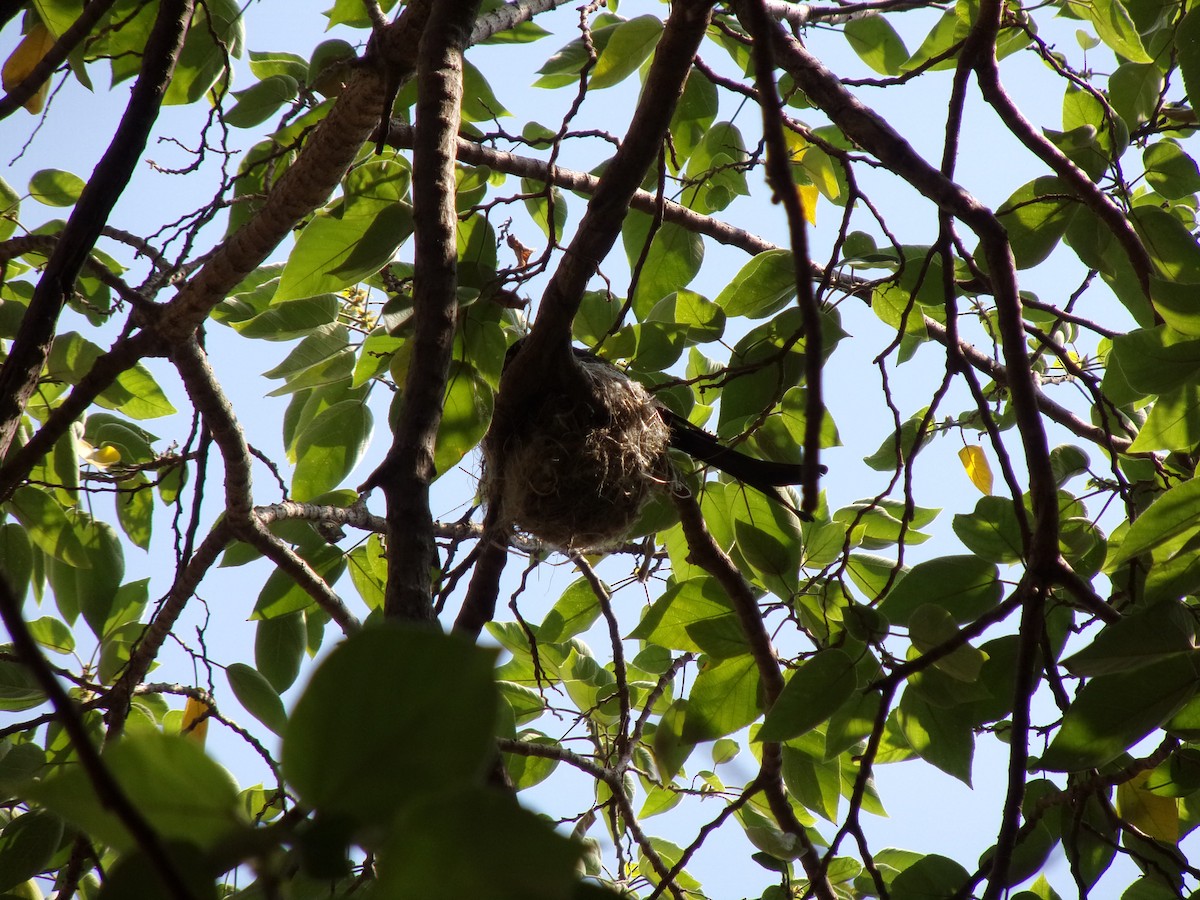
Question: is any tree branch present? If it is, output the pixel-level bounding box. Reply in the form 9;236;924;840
0;0;192;461
0;576;197;899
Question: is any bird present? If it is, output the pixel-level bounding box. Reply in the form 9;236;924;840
499;337;823;504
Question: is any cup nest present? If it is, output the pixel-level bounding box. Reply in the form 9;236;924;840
481;355;672;550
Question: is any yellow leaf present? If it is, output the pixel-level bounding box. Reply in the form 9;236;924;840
1117;770;1180;844
797;184;818;226
80;442;121;468
958;445;993;495
2;22;56;114
181;696;212;746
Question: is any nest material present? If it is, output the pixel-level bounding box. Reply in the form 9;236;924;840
482;355;672;550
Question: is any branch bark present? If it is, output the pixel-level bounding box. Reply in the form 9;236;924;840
0;0;192;461
372;0;483;623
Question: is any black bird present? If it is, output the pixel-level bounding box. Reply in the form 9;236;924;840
501;338;823;500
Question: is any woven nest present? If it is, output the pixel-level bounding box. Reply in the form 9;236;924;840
482;355;672;550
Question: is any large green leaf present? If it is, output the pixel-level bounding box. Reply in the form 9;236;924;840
714;250;797;319
275;157;413;302
1065;0;1152;62
993;177;1076;269
1106;476;1200;568
29;731;243;851
630;576;748;659
377;786;581;899
164;0;246;105
433;362;493;480
5;485;87;567
0;810;63;893
1175;6;1200;108
291;399;373;501
877;555;1000;624
538;578;601;643
1039;651;1200;771
844;14;909;75
282;626;498;826
589;15;663;89
625;218;705;317
226;663;287;736
254;611;307;693
896;690;975;785
28;168;84;207
681;655;762;742
758;649;858;742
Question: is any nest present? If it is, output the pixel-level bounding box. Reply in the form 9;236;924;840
482;355;672;550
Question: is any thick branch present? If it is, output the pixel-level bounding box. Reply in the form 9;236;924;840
0;576;197;899
671;490;833;900
0;0;192;461
736;0;823;516
171;338;360;634
374;0;482;623
508;0;716;384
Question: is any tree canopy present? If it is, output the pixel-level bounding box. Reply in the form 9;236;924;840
3;0;1200;897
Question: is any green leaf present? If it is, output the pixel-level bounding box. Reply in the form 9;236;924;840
29;731;243;851
1175;6;1200;109
1106;325;1200;397
0;656;44;711
781;737;841;822
538;578;601;643
877;555;1001;625
248;49;308;82
630;576;748;658
27;616;74;654
758;649;858;742
682;121;750;215
0;810;63;893
1064;0;1152;62
682;655;762;742
45;516;124;640
714;250;797;319
224;73;299;128
282;626;498;826
433;362;493;480
28;168;85;206
1106;476;1200;568
625;217;705;316
252;544;345;620
461;58;509;121
0;523;33;603
951;496;1024;564
276;158;413;302
897;691;975;784
379;786;580;899
993;177;1076;269
909;605;986;682
844;14;909;75
1111;64;1163;130
226;662;288;736
589;15;663;89
1128;384;1200;452
890;854;970;899
729;482;803;598
533;19;620;89
0;175;18;241
255;611;307;693
1133;206;1200;282
5;485;87;566
1039;652;1200;771
163;0;245;105
291;399;373;501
